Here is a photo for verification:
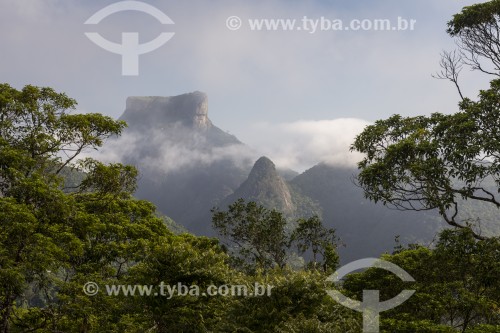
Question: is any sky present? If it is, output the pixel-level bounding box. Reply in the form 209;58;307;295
0;0;492;171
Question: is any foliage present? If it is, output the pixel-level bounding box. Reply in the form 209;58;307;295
0;83;352;332
212;199;339;273
216;268;361;333
212;199;290;271
118;234;234;332
341;229;500;332
447;0;500;76
351;79;500;239
290;215;339;271
351;0;500;240
6;3;500;327
0;83;131;332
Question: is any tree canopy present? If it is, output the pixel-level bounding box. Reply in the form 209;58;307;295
351;0;500;239
351;80;500;238
0;83;359;332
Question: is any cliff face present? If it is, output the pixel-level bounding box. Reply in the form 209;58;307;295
108;91;253;235
122;91;212;130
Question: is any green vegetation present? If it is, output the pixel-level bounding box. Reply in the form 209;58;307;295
0;83;357;332
1;82;500;332
341;229;500;332
344;1;500;330
2;2;500;332
352;0;500;239
351;81;500;239
211;199;338;273
290;215;339;272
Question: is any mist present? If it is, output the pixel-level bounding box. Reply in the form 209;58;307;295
243;118;371;172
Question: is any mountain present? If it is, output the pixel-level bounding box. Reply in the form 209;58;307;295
290;163;444;262
222;156;293;213
111;91;254;234
120;92;242;147
220;156;319;219
105;91;486;263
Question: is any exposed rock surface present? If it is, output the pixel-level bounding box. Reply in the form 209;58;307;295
222;156;295;215
112;91;253;234
122;91;212;130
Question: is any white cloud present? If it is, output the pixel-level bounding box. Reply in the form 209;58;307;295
246;118;371;171
87;118;369;175
92;126;257;175
0;0;491;162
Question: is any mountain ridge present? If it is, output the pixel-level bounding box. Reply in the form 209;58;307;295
105;91;455;261
122;91;213;130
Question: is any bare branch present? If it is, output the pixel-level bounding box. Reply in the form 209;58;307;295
433;50;465;100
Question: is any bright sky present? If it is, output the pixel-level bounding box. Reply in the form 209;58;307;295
0;0;491;170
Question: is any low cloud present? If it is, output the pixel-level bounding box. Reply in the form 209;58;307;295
246;118;371;172
89;118;371;175
94;125;257;175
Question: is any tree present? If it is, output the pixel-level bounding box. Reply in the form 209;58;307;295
351;1;500;239
217;268;361;333
0;84;125;181
434;0;500;101
290;215;339;271
0;83;130;332
0;83;172;332
212;199;289;272
447;0;500;77
351;82;500;239
341;229;500;332
1;83;358;332
121;235;233;333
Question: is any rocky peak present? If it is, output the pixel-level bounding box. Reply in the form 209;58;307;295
223;156;295;215
121;91;212;130
247;156;277;181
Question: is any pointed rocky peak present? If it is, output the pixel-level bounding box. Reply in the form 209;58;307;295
247;156;278;181
223;156;295;214
121;91;212;130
